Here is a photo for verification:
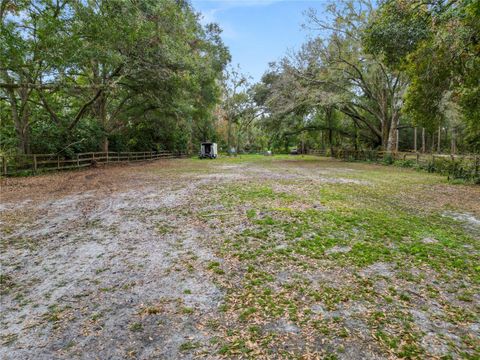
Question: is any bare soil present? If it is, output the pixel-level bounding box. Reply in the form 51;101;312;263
1;157;478;359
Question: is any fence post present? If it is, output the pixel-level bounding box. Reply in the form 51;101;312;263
76;154;80;167
475;155;479;178
33;154;37;173
107;151;109;163
57;156;60;170
2;156;6;176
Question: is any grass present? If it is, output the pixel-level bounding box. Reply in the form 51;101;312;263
179;341;201;352
191;155;479;358
1;333;18;346
0;273;15;295
139;305;162;315
181;307;194;315
129;322;143;332
206;261;225;275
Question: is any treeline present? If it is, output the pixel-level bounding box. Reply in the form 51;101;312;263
2;0;478;158
246;0;480;154
0;0;229;156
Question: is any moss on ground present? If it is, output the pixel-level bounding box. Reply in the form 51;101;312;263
193;155;479;359
1;155;478;359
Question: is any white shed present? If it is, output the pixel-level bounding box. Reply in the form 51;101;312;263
200;142;218;159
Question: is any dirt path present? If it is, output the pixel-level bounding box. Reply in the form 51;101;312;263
1;160;228;359
1;157;479;359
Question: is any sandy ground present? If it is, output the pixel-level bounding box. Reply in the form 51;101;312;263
1;161;227;359
1;157;479;359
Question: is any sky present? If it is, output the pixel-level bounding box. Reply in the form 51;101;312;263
190;0;330;82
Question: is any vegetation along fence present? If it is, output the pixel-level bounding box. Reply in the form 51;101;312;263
0;151;188;176
308;149;480;183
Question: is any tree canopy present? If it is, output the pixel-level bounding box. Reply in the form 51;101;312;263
1;0;229;155
248;0;479;154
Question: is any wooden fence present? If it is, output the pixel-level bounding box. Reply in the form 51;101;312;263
0;150;188;176
308;149;328;156
332;149;478;164
309;148;477;162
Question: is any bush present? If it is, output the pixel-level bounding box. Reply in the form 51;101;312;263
338;149;479;183
394;159;415;168
382;153;394;165
418;156;479;182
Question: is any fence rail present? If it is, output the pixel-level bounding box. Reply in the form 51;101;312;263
333;149;478;163
308;149;328;156
0;150;188;176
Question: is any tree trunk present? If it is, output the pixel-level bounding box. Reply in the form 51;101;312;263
95;77;109;153
437;126;441;153
227;119;232;155
1;71;34;154
421;128;426;153
236;130;241;155
451;127;456;155
328;128;334;157
381;120;389;151
102;137;109;153
414;127;417;152
386;117;398;152
395;128;399;152
325;107;334;157
9;87;30;154
354;125;358;152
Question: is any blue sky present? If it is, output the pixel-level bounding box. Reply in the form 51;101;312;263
191;0;330;82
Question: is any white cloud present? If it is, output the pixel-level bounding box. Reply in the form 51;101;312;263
196;8;238;38
198;8;219;24
193;0;285;39
195;0;284;7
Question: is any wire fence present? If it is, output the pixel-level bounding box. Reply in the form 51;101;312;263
308;149;480;182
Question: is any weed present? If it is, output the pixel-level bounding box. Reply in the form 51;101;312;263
129;322;143;332
179;341;200;351
182;307;194;315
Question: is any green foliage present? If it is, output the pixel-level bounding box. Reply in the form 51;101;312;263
382;154;394;165
254;1;408;152
1;0;477;159
363;0;431;68
364;0;480;150
250;0;479;155
423;157;480;183
343;152;479;183
0;0;230;155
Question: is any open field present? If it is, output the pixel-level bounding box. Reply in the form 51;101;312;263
1;155;479;359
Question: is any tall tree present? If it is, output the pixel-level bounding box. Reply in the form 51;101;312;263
255;1;408;151
364;0;480;151
0;0;230;155
221;65;250;153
